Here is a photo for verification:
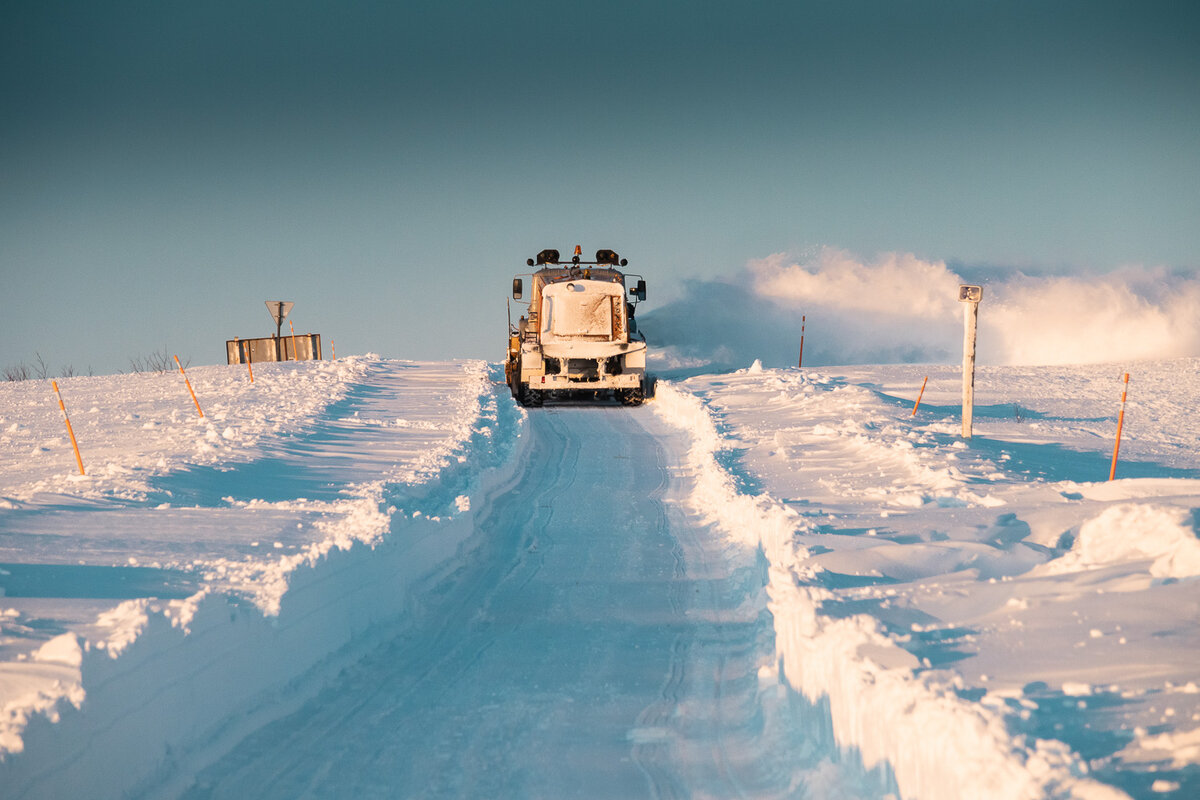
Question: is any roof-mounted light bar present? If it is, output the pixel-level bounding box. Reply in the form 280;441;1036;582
527;249;561;267
525;246;628;268
595;249;628;267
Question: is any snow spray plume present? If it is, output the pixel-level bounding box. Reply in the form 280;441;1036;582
642;247;1200;370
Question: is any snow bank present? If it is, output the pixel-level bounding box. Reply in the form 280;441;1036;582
1045;503;1200;579
643;246;1200;370
652;379;1129;800
658;357;1200;797
0;360;528;799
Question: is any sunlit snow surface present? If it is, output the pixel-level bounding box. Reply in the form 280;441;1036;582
0;356;1196;799
654;359;1200;800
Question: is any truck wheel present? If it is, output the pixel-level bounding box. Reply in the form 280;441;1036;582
521;387;544;407
620;387;644;406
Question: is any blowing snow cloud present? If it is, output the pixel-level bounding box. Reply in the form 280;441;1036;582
642;247;1200;372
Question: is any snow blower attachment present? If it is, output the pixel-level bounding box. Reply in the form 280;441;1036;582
507;246;648;407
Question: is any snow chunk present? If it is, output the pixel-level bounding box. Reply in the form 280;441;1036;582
1046;504;1200;578
1120;725;1200;769
94;599;153;657
33;633;83;667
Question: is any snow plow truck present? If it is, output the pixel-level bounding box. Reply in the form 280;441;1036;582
507;246;647;407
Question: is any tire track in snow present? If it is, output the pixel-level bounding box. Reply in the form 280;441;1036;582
177;405;823;799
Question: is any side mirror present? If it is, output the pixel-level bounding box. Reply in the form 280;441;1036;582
634;279;646;301
512;278;523;300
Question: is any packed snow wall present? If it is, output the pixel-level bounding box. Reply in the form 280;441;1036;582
0;359;528;799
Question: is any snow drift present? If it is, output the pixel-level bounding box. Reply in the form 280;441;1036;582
1044;503;1200;579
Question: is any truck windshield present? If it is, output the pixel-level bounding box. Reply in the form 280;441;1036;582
542;283;621;340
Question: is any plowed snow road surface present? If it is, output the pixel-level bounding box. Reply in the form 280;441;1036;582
178;406;849;799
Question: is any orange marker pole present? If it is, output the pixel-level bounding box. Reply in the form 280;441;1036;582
797;315;806;368
912;375;929;416
289;320;299;361
242;339;254;383
51;380;85;476
175;355;204;417
1108;372;1130;481
331;339;336;360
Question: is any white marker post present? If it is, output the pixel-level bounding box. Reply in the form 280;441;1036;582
958;284;983;438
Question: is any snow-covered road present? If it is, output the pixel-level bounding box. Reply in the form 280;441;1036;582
178;406;880;798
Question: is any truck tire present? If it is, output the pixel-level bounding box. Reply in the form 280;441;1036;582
620;387;644;406
521;387;544;407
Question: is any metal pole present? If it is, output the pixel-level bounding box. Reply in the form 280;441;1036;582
276;302;284;361
798;315;806;368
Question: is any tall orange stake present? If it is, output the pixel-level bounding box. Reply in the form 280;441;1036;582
52;380;85;475
175;355;204;417
912;375;929;416
289;320;299;361
1108;372;1130;481
239;338;254;383
331;339;336;360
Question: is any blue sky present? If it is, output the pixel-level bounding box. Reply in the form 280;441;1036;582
3;1;1198;375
